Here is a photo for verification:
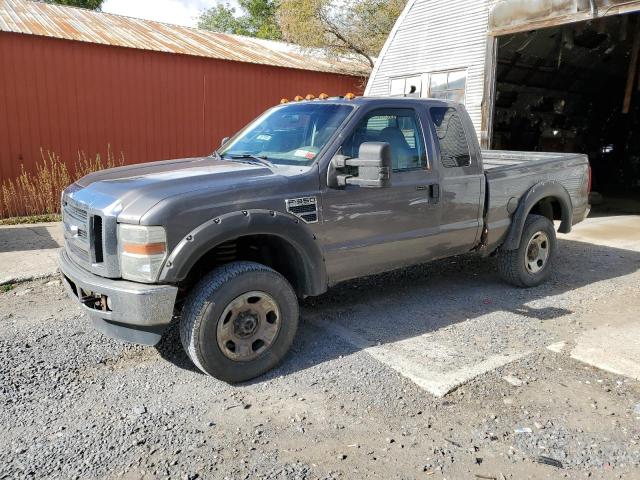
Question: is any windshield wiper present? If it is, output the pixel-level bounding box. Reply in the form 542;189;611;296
228;154;275;169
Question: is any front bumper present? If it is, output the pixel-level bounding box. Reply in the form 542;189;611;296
58;249;178;346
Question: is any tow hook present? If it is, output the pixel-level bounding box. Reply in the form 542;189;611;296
80;292;110;312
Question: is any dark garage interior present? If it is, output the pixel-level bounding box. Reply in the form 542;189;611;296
492;13;640;213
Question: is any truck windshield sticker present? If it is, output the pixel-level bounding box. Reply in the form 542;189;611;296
294;149;316;160
257;134;272;141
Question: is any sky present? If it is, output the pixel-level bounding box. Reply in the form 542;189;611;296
101;0;237;28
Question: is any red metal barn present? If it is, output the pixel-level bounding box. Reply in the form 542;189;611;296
0;0;366;180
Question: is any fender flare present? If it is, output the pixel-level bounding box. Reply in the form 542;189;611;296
159;209;327;296
503;181;573;251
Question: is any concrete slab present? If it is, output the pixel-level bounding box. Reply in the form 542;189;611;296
559;215;640;250
546;341;567;353
571;323;640;381
0;223;62;284
557;215;640;380
310;312;534;397
565;291;640;381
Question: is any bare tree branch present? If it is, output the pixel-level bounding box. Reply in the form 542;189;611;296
278;0;406;72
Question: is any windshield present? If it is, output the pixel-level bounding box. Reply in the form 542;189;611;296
219;103;355;166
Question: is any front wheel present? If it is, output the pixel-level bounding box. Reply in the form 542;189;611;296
180;261;299;382
497;214;557;288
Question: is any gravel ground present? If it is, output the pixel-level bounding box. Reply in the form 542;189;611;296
1;238;639;479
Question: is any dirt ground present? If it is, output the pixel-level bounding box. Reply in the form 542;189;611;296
1;218;639;479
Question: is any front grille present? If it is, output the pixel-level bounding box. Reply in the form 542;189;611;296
63;199;104;265
66;204;88;223
61;186;119;278
68;241;89;261
63;200;91;264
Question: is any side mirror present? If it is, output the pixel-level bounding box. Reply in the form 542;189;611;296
220;136;230;147
330;142;392;188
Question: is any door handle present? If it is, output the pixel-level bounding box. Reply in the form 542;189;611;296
429;184;440;204
416;184;440;204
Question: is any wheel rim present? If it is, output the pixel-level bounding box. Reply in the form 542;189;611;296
525;231;550;274
216;291;281;362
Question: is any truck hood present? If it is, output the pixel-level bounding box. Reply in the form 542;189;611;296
73;156;276;221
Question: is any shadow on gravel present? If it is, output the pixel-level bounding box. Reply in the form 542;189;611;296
155;317;203;375
156;239;640;381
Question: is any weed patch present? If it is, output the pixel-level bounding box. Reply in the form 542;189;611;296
0;147;124;220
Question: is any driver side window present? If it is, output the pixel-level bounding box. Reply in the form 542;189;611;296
341;108;427;171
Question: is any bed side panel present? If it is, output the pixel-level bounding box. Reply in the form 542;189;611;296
484;152;589;251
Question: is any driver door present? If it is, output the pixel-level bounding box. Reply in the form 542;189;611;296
319;106;442;284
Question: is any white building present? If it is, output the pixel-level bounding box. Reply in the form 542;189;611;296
367;0;497;145
365;0;640;202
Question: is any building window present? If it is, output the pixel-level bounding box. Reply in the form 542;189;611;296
428;69;467;103
389;75;423;97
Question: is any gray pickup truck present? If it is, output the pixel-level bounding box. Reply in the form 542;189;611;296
59;97;590;382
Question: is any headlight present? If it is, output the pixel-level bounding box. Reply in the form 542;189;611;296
117;224;167;283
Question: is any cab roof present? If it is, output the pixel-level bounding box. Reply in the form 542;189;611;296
280;96;464;109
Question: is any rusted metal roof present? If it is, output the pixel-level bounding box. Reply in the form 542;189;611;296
0;0;367;75
489;0;640;35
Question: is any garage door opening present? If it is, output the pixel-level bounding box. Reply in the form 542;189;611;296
492;13;640;214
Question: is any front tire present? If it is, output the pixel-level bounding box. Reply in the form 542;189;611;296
497;214;557;288
180;261;299;382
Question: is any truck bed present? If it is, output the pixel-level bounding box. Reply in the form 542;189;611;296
481;150;590;251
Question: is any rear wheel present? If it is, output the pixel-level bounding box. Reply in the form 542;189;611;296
180;261;299;382
497;214;557;288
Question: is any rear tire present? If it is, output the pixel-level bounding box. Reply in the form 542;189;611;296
497;214;557;288
180;261;299;383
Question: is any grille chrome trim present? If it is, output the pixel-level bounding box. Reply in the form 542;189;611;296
65;204;88;223
63;199;91;265
68;240;89;261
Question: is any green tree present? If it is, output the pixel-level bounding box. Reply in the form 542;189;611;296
42;0;104;9
279;0;406;69
198;4;251;36
198;0;282;41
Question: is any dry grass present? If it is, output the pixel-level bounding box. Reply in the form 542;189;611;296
0;146;124;220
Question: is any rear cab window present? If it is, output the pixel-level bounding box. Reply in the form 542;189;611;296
429;107;472;169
